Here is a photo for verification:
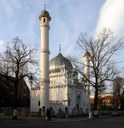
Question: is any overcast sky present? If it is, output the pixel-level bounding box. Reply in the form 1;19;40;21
0;0;124;70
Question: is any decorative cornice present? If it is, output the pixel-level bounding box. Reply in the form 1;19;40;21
49;84;67;88
41;48;50;54
41;78;50;83
40;24;50;29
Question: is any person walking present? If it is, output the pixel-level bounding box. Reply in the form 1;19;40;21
46;108;51;120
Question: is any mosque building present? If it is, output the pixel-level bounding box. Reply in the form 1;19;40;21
30;8;89;116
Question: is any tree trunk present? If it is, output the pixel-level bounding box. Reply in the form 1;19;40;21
94;87;98;110
15;84;18;109
13;82;18;120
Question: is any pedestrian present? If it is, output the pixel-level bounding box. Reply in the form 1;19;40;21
46;108;51;120
94;110;99;118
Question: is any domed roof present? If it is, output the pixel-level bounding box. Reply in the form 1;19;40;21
39;10;51;21
50;53;72;72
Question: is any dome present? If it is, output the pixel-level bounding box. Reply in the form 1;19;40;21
39;10;51;21
50;53;72;72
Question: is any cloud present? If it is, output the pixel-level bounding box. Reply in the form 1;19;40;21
49;0;103;58
0;0;104;59
96;0;124;37
0;40;5;46
0;40;6;52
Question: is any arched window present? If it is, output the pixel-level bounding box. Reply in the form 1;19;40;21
43;18;46;23
76;95;81;109
38;101;40;106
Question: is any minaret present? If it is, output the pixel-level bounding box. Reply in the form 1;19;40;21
83;50;91;119
83;51;91;96
39;7;51;110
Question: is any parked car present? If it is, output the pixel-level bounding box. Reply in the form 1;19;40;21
111;111;120;117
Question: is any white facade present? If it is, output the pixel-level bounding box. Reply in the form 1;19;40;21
48;54;88;114
30;88;40;112
30;9;89;116
30;52;89;115
39;9;51;109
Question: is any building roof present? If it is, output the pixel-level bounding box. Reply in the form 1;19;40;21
49;53;72;72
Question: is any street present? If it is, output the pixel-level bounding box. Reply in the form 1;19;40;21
0;116;124;128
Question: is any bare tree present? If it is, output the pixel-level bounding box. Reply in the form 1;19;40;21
112;76;124;109
0;37;38;119
69;29;124;110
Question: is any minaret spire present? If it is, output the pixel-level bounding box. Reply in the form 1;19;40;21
44;4;46;11
59;44;61;54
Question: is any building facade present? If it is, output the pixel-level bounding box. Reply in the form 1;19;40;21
0;77;30;107
30;8;88;116
30;51;88;115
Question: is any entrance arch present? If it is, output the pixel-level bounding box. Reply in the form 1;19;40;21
76;94;81;110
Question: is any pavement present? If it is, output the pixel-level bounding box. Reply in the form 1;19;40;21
0;115;124;128
0;114;111;123
0;115;90;123
48;116;89;122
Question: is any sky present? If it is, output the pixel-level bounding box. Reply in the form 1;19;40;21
0;0;124;70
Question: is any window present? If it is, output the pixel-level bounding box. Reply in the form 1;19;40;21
43;18;46;23
68;99;71;106
38;101;40;106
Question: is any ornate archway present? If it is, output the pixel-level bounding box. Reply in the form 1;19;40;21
76;94;81;110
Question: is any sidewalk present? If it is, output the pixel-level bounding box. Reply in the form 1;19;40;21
0;114;111;123
49;117;89;122
0;115;89;123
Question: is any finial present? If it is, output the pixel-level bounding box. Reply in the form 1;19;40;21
59;44;61;54
44;4;46;11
